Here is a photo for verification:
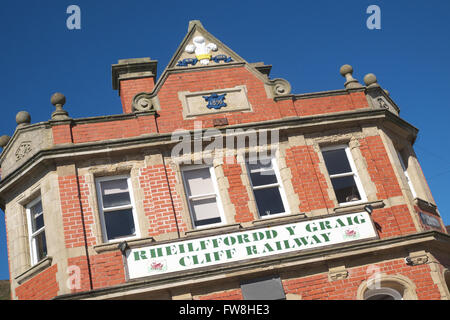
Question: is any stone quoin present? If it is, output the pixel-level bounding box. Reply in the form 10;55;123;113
0;20;449;300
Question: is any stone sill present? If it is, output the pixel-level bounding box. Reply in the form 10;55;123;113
15;256;53;285
333;200;385;214
184;223;242;238
414;198;438;215
251;213;307;227
93;237;155;254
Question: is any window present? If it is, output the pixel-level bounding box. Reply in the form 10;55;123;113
246;157;289;218
322;145;366;205
364;287;403;300
26;197;47;265
182;166;225;228
95;175;139;242
240;276;286;300
358;275;417;300
397;150;417;198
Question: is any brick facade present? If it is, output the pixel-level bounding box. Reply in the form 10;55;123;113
285;145;335;212
2;21;449;300
222;158;254;223
282;259;440;300
59;175;96;248
359;136;403;199
15;264;59;300
67;251;126;293
138;164;187;236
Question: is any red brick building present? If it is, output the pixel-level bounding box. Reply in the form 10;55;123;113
0;21;449;300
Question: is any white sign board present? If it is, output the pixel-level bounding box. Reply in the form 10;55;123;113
125;212;377;280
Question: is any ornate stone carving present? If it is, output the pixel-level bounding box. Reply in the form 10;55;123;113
203;93;227;110
178;85;251;118
184;36;218;65
328;266;349;281
270;78;292;96
329;270;349;281
132;94;156;113
15;142;32;161
377;97;389;109
405;253;429;266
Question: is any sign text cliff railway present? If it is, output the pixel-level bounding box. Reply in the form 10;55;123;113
126;212;377;279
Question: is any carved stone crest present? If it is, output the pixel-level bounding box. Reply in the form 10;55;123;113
15;142;32;161
203;93;227;110
184;36;218;65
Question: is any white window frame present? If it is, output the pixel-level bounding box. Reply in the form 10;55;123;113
181;164;226;229
246;156;290;219
26;196;47;266
321;145;367;207
95;175;140;243
397;150;417;199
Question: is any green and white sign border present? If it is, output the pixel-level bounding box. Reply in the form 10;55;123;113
124;211;378;280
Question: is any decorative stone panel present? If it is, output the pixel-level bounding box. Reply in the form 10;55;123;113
178;85;252;119
0;125;52;178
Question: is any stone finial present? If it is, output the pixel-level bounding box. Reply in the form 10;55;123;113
16;111;31;127
51;93;70;120
363;73;380;88
0;135;10;148
384;89;390;96
339;64;362;89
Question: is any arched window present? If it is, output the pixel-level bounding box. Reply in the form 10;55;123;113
364;287;403;300
357;274;418;300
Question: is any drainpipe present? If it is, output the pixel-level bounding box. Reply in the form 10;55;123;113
154;113;181;238
74;164;94;291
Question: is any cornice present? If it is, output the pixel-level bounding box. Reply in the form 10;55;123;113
274;87;366;101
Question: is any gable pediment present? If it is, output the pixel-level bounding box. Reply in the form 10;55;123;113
0;125;52;179
167;21;245;70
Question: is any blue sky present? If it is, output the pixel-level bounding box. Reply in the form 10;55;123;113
0;0;449;280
